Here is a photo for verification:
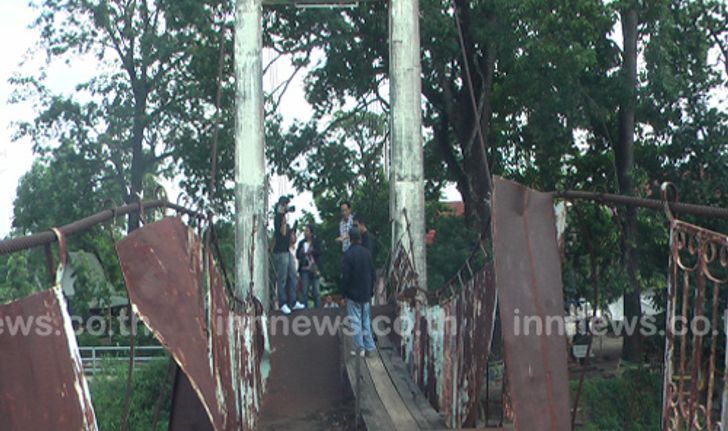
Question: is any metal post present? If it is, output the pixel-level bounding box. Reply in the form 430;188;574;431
389;0;427;288
235;0;268;308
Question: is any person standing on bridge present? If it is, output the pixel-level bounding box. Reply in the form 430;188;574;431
353;213;373;257
296;224;322;308
342;227;376;357
273;195;304;315
336;201;354;253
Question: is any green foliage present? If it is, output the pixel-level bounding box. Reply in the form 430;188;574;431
7;0;727;362
426;210;481;291
0;252;37;303
262;0;726;295
68;251;116;318
90;358;173;430
574;369;662;431
12;0;234;231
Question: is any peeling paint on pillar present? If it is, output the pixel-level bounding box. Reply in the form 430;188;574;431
235;0;268;310
389;0;427;290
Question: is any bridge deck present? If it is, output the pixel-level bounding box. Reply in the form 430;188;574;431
258;308;353;430
257;307;505;430
341;326;446;431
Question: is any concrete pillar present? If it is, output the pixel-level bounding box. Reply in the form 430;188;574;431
389;0;427;288
235;0;268;309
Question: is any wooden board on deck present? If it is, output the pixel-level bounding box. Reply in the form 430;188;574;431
341;328;398;431
376;334;446;429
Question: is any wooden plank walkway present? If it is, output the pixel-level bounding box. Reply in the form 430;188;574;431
341;328;446;431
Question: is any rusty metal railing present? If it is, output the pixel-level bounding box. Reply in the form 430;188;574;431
0;199;204;256
387;210;498;428
661;204;728;430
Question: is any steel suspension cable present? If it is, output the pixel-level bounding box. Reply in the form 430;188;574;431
451;0;493;194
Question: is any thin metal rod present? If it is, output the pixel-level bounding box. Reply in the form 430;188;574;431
0;200;203;256
452;0;492;194
554;190;728;220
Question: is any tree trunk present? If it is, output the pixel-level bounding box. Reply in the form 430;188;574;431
127;82;147;233
615;6;642;363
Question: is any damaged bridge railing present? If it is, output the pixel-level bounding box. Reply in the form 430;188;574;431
0;200;267;431
386;177;584;430
387;217;498;428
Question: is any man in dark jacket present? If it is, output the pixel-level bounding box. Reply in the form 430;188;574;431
353;213;373;257
341;227;376;357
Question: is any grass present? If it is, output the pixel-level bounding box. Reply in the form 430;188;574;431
89;357;173;430
573;368;662;431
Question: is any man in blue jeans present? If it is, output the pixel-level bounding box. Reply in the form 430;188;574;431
341;227;376;357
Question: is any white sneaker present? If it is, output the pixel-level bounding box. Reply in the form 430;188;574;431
293;302;305;310
280;304;291;315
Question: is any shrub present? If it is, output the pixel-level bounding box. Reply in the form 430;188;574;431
575;369;662;431
90;358;173;430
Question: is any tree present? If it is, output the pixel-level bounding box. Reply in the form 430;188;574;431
12;0;230;232
0;253;36;303
615;1;642;362
263;0;728;362
264;1;619;227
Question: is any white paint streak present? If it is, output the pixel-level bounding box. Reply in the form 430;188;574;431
389;0;427;289
53;282;98;430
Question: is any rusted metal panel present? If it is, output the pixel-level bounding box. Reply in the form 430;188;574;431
662;218;728;430
389;237;497;428
491;176;571;431
455;268;496;427
117;217;264;430
0;287;97;430
117;217;221;428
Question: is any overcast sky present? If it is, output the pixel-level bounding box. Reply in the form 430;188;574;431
0;0;319;237
0;0;37;238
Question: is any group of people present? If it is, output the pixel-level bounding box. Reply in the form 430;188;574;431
272;196;377;357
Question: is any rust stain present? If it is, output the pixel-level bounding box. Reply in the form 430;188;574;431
0;288;98;430
388;236;497;427
117;217;264;430
491;176;570;431
662;219;728;430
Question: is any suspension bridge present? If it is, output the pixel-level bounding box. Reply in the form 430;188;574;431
2;176;727;430
2;0;728;426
